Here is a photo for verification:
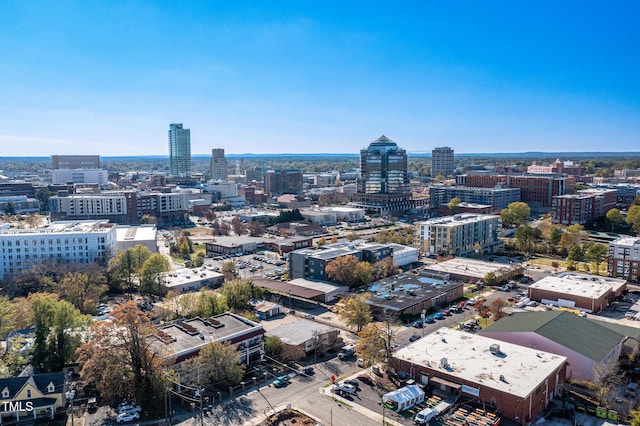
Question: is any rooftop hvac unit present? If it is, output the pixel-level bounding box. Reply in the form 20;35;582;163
490;344;501;355
440;357;449;369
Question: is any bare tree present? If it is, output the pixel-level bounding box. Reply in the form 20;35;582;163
592;361;622;405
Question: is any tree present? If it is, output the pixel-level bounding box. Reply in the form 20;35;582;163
76;302;167;408
501;202;531;226
448;197;461;213
140;214;157;224
231;217;246;235
514;225;542;253
356;324;387;367
592;361;622;405
345;231;360;242
586;244;608;275
220;280;263;311
0;296;14;339
187;341;245;388
3;201;16;216
53;271;108;314
628;205;640;234
139;254;170;299
264;335;284;357
247;220;265;237
489;298;506;320
326;255;359;287
338;293;372;332
560;224;585;248
205;210;217;222
31;294;91;372
316;236;327;247
221;261;237;281
606;208;624;231
353;262;374;286
483;272;498;285
373;257;399;280
549;227;562;247
36;187;54;213
567;244;585;263
108;245;152;295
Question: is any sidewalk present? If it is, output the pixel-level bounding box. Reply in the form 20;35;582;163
320;384;404;426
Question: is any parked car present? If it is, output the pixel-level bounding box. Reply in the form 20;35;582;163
424;315;435;323
356;374;374;385
118;403;141;414
356;358;364;368
273;378;288;388
442;309;451;316
409;334;421;342
434;312;444;320
334;383;357;395
277;375;290;383
343;379;360;389
117;412;140;423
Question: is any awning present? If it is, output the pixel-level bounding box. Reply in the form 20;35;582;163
430;376;461;389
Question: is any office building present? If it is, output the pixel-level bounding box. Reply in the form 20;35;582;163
51;155;100;170
431;147;454;177
353;136;415;214
527;159;585;176
210;148;228;181
608;237;640;283
414;213;502;256
263;170;303;196
51;169;109;186
393;328;567;425
168;123;191;178
0;220;117;279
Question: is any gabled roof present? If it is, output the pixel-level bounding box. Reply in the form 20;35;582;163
0;372;65;399
481;311;631;362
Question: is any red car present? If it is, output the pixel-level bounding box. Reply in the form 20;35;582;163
356;374;374;386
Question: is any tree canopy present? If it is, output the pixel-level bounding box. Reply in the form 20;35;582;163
338;293;372;332
500;202;531;226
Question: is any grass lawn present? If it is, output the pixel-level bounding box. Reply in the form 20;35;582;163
527;256;606;275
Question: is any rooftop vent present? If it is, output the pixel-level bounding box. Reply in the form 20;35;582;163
440;357;449;369
209;318;225;328
490;344;501;355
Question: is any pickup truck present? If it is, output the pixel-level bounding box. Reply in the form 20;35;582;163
338;344;356;360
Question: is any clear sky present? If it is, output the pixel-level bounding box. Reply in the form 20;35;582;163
1;1;639;156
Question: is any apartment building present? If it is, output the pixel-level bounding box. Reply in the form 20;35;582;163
414;213;501;256
551;188;617;225
456;173;575;207
263;170;303;196
210;148;228;181
527;159;585;176
51;169;109;186
429;185;521;212
608;237;640;284
0;220;117;279
431;147;455;177
51;155;100;170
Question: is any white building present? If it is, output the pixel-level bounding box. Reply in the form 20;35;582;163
164;266;224;293
51;169;109;185
114;225;158;253
414;213;501;256
330;206;366;222
207;180;237;199
608;236;640;284
0;220;117;279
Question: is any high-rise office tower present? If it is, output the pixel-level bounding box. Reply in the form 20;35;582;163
357;135;410;195
353;135;415;215
168;123;191;178
210;148;228;181
431;147;454;177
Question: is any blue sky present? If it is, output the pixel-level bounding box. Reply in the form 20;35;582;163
1;1;638;156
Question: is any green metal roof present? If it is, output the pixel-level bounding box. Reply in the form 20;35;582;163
482;311;633;362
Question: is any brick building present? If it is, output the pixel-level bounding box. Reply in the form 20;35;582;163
608;237;640;283
551;188;616;225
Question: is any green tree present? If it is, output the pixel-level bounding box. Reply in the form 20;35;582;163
514;225;542;253
53;271;108;314
3;201;16;216
0;296;14;339
549;227;562;247
567;244;585;263
139;254;170;298
316;236;327;246
627;205;640;234
448;197;461;213
31;294;91;372
483;272;498;285
108;245;152;295
586;244;608;275
220;280;263;311
188;341;246;388
338;293;372;332
35;187;54;213
264;335;284;357
606;208;624;231
501;202;531;226
356;324;387;367
345;231;360;242
221;261;237;281
353;262;374;286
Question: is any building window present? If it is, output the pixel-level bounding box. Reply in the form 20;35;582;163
26;389;32;398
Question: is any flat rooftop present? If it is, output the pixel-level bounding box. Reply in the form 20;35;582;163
416;213;499;227
267;320;337;346
394;327;566;398
426;258;521;280
165;266;223;288
366;274;462;312
611;236;640;247
0;220;114;235
154;313;263;359
115;225;157;242
530;273;627;299
206;235;265;246
253;277;347;299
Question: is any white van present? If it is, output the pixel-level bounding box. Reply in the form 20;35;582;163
415;407;438;424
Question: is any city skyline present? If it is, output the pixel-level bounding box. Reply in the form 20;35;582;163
1;2;639;156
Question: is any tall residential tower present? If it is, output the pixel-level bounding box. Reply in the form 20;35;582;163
168;123;191;178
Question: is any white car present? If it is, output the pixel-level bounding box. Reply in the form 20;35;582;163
334;383;357;395
118;403;142;414
117;412;140;423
